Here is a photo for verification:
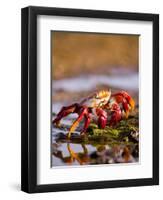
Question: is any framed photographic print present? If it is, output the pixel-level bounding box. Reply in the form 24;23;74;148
21;6;159;193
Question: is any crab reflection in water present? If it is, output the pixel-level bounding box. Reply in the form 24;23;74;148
52;142;139;166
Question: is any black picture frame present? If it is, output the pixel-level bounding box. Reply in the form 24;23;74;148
21;6;159;193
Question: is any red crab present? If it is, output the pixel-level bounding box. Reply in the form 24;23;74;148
53;90;135;138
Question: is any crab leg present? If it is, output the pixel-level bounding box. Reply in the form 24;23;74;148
96;108;108;129
80;114;91;135
67;107;88;138
112;91;135;115
115;96;130;118
53;103;78;127
121;98;130;118
109;103;122;126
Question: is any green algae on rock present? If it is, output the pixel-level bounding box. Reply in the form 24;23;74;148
86;112;139;143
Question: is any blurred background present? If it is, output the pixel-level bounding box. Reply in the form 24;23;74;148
52;31;139;109
51;31;139;166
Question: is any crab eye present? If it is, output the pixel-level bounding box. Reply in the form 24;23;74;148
95;95;100;99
